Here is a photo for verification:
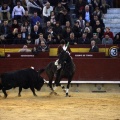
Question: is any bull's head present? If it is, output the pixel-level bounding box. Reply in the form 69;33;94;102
35;76;44;91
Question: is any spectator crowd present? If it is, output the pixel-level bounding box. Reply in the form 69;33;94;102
0;0;120;49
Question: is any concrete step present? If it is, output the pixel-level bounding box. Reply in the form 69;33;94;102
103;19;120;24
107;8;120;14
104;14;120;19
105;23;120;28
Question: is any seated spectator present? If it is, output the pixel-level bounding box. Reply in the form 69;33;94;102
43;21;52;35
89;40;99;52
35;33;46;45
0;3;10;21
67;32;78;45
102;34;113;45
35;21;43;33
60;0;70;12
21;10;31;24
85;21;92;33
53;21;63;36
31;11;42;28
62;27;72;40
46;34;54;44
78;33;90;44
72;20;82;39
6;28;18;44
101;0;110;14
21;26;28;41
76;15;85;31
75;0;86;18
104;27;114;40
42;2;53;23
26;0;42;15
63;21;72;31
113;32;120;44
59;9;71;27
12;1;25;23
26;34;32;44
21;21;31;34
19;45;31;52
83;27;92;40
31;25;40;43
93;20;104;34
82;5;92;22
50;11;56;26
90;33;102;44
34;41;49;52
11;19;21;32
93;7;102;20
45;27;57;41
96;27;104;40
0;20;11;44
13;32;25;44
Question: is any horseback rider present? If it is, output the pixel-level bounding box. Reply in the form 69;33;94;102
55;39;71;72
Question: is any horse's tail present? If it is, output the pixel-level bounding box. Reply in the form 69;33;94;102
38;68;45;75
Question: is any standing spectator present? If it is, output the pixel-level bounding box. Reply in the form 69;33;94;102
102;34;113;45
89;40;99;52
0;3;10;21
12;1;25;22
21;26;28;42
50;11;56;26
42;2;53;23
31;11;42;28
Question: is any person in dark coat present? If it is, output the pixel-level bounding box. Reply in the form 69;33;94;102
89;40;99;52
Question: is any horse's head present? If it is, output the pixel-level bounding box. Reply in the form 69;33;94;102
58;50;71;65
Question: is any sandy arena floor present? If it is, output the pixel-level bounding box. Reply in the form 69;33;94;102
0;89;120;120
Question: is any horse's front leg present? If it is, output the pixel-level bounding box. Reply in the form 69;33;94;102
66;78;72;97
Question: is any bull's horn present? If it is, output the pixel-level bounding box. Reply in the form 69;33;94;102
31;66;34;69
44;79;48;83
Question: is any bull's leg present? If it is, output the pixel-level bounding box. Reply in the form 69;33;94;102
30;87;37;96
2;88;7;98
18;87;22;97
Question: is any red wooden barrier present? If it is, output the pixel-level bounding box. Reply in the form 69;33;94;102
0;58;120;81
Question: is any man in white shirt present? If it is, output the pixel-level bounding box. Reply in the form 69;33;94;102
42;2;53;23
12;1;25;22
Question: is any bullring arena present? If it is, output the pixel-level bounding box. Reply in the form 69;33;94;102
0;84;120;120
0;44;120;120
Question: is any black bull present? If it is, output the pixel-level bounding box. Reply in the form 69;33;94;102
0;68;44;98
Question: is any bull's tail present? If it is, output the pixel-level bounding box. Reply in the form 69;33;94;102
38;68;45;75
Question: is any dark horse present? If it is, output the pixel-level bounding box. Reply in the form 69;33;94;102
39;50;76;96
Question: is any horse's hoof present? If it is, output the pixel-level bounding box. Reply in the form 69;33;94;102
4;95;7;98
18;94;21;97
34;94;37;97
54;92;59;96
